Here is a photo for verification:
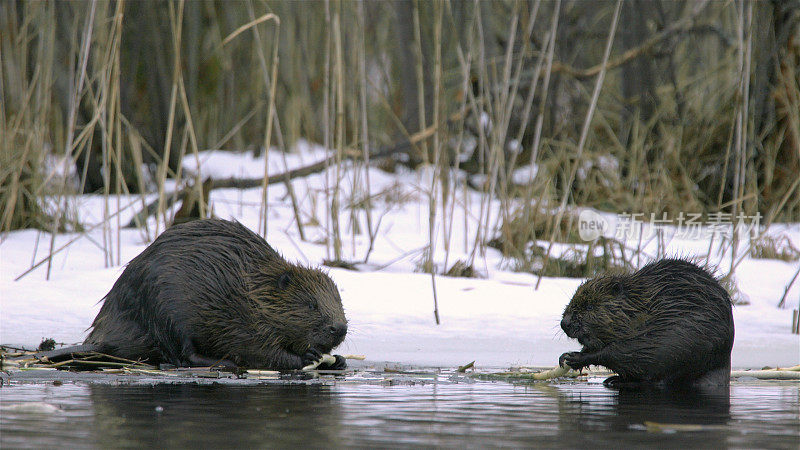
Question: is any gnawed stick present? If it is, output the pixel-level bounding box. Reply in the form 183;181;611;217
302;354;336;371
481;364;585;381
301;353;365;371
730;369;800;380
246;369;280;377
528;364;573;380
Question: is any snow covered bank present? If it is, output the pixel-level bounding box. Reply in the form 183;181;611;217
2;148;798;369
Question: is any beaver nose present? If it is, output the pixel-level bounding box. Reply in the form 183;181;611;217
329;323;347;340
561;313;577;337
561;313;571;331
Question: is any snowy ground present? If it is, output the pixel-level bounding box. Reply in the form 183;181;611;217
2;143;798;369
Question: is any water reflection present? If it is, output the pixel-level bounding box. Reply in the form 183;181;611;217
557;384;731;432
552;385;731;448
88;384;344;447
1;378;797;448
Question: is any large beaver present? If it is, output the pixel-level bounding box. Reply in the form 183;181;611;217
82;219;348;370
559;258;734;388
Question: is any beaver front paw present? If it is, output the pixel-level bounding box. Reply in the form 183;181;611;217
301;350;346;371
559;351;588;370
317;354;346;370
301;347;323;368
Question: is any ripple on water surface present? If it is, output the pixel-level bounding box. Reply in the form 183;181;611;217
1;378;798;448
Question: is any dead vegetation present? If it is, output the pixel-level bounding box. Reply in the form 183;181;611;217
750;234;800;262
2;1;798;289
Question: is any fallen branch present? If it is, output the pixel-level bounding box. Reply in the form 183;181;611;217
548;0;710;80
210;155;345;190
209;135;417;190
125;141;414;226
126;106;467;227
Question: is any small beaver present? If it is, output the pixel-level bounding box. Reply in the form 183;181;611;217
82;219;348;370
559;258;734;388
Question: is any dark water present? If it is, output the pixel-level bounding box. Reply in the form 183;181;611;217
1;376;798;448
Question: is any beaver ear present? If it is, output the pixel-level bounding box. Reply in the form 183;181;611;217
277;272;291;290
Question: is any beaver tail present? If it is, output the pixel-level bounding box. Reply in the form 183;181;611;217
33;344;101;363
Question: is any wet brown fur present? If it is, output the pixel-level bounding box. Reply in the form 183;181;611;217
560;258;734;387
84;219;348;369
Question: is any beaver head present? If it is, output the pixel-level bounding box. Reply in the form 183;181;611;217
561;274;649;353
247;261;347;358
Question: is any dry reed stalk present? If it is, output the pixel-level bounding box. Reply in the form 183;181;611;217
727;0;753;279
237;9;304;241
276;126;307;241
441;0;477;271
501;0;541;176
322;0;332;260
764;176;800;230
0;2;53;234
46;0;97;280
358;0;376;263
237;4;281;239
87;0;125;268
5;1;799;290
427;0;446;324
478;5;518;263
110;2;126;266
412;0;429;164
331;2;346;261
112;6;124;266
517;1;559;262
155;1;183;235
536;0;622;289
473;1;542;265
486;1;544;259
462;7;490;265
409;1;430;275
177;74;205;219
121;117;151;241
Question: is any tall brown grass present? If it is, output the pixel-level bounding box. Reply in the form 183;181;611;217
2;0;798;289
